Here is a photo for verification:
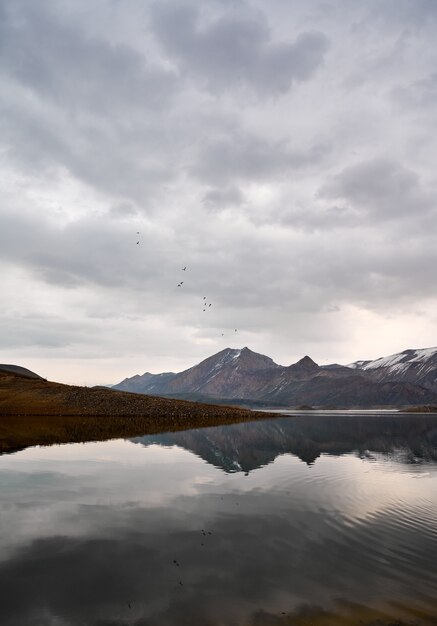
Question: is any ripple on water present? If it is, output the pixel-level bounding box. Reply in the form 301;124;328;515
2;419;437;625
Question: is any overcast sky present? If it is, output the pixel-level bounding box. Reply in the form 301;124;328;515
1;0;437;385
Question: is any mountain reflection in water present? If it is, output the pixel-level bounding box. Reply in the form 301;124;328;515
134;411;437;469
0;413;437;625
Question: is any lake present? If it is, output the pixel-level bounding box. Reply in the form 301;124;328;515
1;412;437;625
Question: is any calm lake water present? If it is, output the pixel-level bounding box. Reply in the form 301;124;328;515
1;412;437;626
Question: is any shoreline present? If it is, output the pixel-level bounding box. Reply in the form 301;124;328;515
0;371;275;454
0;411;276;456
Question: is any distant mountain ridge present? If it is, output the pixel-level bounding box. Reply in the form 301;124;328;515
114;371;176;395
113;346;437;408
348;347;437;393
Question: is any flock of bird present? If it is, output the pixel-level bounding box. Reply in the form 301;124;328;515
176;266;238;337
136;232;237;338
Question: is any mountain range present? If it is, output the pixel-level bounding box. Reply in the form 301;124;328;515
113;346;437;408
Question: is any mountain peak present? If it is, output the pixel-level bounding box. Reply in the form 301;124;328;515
213;347;277;369
283;356;320;379
293;356;319;369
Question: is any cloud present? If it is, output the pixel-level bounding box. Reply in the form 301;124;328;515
150;3;329;96
0;200;177;290
391;72;437;113
192;132;328;185
0;0;177;116
109;200;140;219
203;186;244;211
0;0;183;205
368;0;437;28
1;0;437;381
319;158;435;222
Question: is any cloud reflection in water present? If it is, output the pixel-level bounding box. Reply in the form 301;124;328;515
1;414;437;625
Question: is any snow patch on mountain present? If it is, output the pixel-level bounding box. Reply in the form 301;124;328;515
348;347;437;371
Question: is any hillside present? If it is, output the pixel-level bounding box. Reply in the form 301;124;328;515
0;369;272;454
0;364;44;380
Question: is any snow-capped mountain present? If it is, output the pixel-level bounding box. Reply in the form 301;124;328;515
113;346;437;408
348;347;437;393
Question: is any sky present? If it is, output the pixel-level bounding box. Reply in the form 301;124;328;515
1;0;437;385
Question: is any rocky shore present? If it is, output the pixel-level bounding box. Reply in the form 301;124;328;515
0;371;273;454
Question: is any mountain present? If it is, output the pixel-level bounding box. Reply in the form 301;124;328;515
115;348;280;399
161;347;279;398
114;371;176;394
113;347;437;408
348;347;437;393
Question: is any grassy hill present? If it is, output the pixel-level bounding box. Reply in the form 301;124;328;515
0;370;272;454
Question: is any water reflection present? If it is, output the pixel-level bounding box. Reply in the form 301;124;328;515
134;412;437;469
0;414;437;625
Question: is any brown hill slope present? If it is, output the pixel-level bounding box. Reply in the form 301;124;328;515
0;371;272;454
0;364;44;379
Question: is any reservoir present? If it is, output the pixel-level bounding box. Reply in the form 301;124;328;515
1;412;437;625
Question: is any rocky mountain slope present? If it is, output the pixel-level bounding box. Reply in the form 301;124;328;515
115;348;279;398
113;346;437;408
114;371;176;394
348;347;437;393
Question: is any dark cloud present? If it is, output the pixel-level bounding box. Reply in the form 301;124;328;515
109;200;140;219
276;203;357;232
0;0;177;116
0;0;185;205
203;186;244;211
150;3;329;96
0;73;184;206
192;133;328;185
319;159;435;222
